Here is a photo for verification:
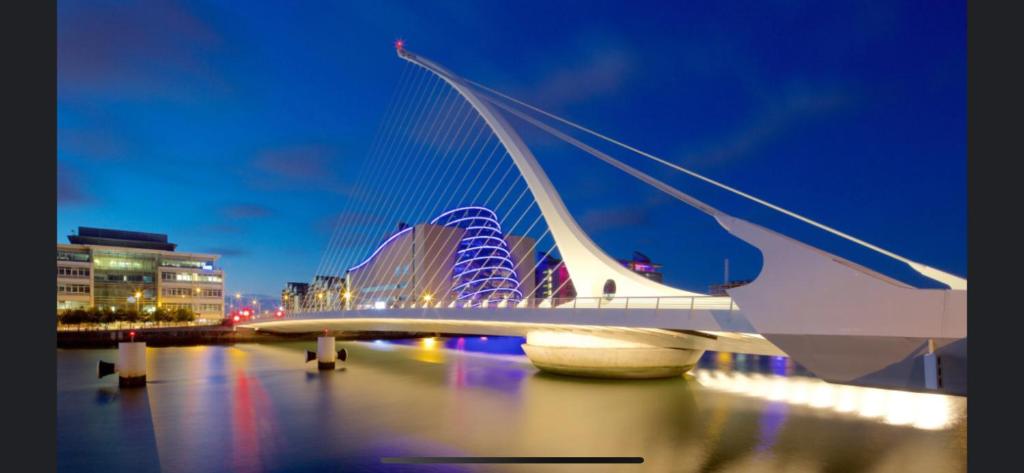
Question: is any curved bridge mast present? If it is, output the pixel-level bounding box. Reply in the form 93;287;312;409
397;46;704;300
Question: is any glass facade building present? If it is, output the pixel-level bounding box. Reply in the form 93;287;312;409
343;206;536;310
57;227;225;320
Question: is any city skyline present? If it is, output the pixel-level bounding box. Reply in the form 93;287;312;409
57;1;966;296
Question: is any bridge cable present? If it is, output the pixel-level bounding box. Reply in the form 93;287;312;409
359;87;472;305
388;111;495;305
469;80;965;285
325;72;452;308
311;64;415;298
321;70;446;308
312;64;426;310
318;66;433;295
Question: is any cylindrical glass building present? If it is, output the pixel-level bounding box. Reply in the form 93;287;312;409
431;206;523;306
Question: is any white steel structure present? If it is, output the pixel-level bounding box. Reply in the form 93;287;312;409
248;46;966;394
395;48;704;301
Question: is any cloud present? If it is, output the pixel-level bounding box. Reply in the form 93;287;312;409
58;129;130;162
57;163;92;205
58;0;228;100
533;48;634;108
312;210;387;235
676;86;851;168
522;32;638;109
220;204;273;220
579;194;670;233
249;144;352;194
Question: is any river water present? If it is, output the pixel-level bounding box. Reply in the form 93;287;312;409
57;338;966;472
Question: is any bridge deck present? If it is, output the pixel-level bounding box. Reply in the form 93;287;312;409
242;301;785;357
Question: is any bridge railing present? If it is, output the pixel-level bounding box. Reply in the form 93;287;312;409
335;295;737;312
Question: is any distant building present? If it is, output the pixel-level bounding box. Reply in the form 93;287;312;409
708;280;752;296
57;227;225;320
535;253;576;302
344;207;535;309
618;251;664;283
281;282;309;312
531;251;661;302
305;275;346;311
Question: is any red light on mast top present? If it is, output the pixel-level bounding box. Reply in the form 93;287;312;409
394;39;405;51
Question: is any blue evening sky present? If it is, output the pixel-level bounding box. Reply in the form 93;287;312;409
57;1;966;296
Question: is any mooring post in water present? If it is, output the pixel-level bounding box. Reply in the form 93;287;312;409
924;338;941;390
98;331;147;388
305;329;347;370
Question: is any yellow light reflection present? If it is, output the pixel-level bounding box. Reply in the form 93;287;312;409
693;369;958;431
412;337;443;364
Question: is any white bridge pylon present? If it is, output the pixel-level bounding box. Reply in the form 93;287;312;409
397;47;703;301
390;46;965;390
257;47;966;394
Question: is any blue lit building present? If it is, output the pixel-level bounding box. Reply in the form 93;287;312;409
345;207;536;309
617;251;664;283
431;207;523;304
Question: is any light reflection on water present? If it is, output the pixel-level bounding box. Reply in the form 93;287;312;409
57;340;966;473
693;369;959;431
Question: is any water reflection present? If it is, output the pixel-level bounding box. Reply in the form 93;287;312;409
385;335;527;356
693;369;961;430
57;342;966;473
699;350;811;377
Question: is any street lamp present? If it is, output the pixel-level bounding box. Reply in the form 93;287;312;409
134;291;142;313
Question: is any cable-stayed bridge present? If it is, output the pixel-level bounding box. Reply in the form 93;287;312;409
246;45;967;395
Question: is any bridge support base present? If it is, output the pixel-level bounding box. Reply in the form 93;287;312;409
521;331;703;379
97;342;147;388
317;336;337;370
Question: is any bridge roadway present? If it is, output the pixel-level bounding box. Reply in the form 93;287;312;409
242;293;966;395
242;296;786;357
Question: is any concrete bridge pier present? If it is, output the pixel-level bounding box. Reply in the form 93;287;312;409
521;330;703;379
97;341;147;387
306;336;347;370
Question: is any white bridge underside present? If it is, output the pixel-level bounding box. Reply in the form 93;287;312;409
247;308;783;355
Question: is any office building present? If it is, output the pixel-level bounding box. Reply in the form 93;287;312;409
57;227;225;320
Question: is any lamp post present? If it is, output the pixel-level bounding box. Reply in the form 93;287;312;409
134;291;142;313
